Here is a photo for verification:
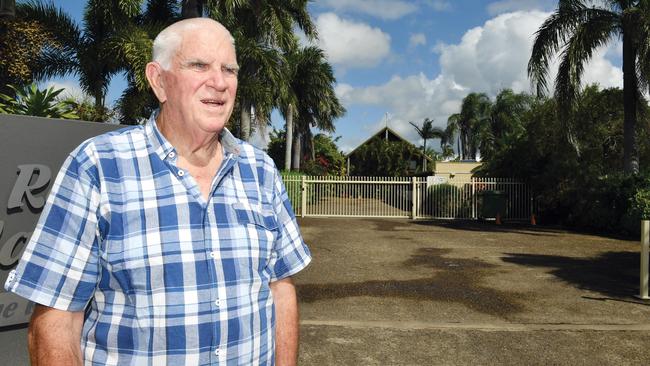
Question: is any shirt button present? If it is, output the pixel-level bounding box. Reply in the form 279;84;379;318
209;251;216;258
214;349;220;356
168;151;176;159
177;170;185;177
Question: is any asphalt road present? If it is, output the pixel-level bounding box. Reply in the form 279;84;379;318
295;218;650;365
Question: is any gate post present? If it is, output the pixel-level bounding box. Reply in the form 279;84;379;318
639;220;650;300
471;179;476;219
411;177;417;219
301;175;307;218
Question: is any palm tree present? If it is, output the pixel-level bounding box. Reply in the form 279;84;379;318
445;114;461;158
447;93;492;160
112;1;180;123
409;118;445;171
207;0;317;141
16;0;141;121
528;0;650;174
482;89;533;161
278;42;345;171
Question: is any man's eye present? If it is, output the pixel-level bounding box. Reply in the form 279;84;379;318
191;62;208;70
223;66;239;76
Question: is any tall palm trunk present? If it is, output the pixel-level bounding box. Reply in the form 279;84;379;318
622;30;639;174
292;131;301;170
284;104;293;171
240;102;251;141
92;88;104;122
310;135;315;161
422;139;427;171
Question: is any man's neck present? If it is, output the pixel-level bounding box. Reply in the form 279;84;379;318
156;109;222;166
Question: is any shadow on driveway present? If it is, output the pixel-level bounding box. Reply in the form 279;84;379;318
297;247;525;318
501;251;645;302
412;220;636;241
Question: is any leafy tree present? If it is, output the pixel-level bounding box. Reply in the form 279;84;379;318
267;128;345;175
409;117;444;171
300;134;346;175
480;84;650;233
528;0;650;174
266;128;288;169
0;82;78;119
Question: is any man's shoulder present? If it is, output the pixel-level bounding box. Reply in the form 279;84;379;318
71;124;148;159
237;140;275;165
222;131;276;170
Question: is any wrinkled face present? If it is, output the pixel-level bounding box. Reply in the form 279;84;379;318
160;27;238;134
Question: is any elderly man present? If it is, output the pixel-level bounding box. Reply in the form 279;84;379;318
5;18;311;365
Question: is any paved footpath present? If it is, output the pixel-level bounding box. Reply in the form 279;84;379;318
295;218;650;365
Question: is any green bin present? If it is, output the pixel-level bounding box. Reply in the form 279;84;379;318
479;190;507;219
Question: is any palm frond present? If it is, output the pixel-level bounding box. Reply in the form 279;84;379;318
17;0;82;47
528;1;617;96
553;8;617;110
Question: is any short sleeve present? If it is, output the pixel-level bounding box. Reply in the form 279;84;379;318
266;170;311;282
4;151;101;312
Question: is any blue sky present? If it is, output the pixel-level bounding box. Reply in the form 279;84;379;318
47;0;624;153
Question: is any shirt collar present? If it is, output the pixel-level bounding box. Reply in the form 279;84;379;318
144;110;241;160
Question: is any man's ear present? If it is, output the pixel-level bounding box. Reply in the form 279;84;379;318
145;62;167;103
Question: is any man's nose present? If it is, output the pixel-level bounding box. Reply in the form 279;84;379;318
206;68;228;90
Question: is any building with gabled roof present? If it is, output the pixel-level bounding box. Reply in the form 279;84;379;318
345;126;433;175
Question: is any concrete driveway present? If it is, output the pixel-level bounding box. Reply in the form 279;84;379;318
295;218;650;365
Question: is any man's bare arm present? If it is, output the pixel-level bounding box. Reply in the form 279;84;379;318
28;304;84;366
270;277;299;366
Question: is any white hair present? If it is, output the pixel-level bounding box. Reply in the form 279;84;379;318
152;18;235;70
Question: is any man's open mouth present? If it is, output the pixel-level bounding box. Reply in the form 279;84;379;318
201;98;226;106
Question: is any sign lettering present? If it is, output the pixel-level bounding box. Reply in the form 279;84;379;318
0;223;30;270
8;164;51;211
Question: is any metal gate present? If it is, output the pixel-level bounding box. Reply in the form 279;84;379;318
281;175;533;220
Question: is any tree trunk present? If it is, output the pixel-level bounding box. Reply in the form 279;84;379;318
181;0;203;18
310;135;315;161
422;139;427;171
292;131;301;170
240;102;251;141
93;88;104;122
284;105;293;171
622;30;639;174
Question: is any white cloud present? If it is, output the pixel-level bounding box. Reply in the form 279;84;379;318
337;10;623;149
427;0;452;11
316;13;391;68
319;0;418;20
437;11;622;94
409;33;427;48
487;0;555;15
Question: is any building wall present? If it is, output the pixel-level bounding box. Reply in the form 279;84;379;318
433;161;482;183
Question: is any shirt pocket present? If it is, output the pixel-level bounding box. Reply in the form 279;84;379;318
229;202;278;282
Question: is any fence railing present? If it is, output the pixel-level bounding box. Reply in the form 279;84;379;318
281;175;533;220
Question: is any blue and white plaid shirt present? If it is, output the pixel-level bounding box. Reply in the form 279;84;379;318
5;113;311;365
